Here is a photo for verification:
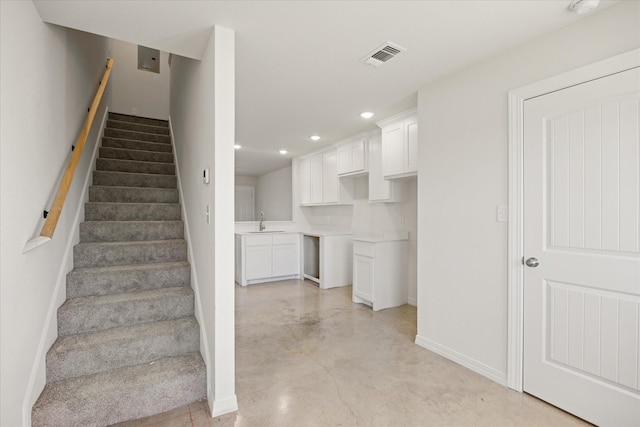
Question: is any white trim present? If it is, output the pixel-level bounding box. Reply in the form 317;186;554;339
506;48;640;392
415;335;507;386
168;116;214;405
211;395;239;417
23;106;110;425
407;297;417;307
375;106;417;128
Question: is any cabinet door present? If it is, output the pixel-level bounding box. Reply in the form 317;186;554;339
353;254;374;302
337;145;351;175
322;151;338;203
272;243;299;277
309;155;323;204
299;158;311;205
368;138;392;201
350;139;366;173
405;118;418;173
381;122;404;177
245;245;272;280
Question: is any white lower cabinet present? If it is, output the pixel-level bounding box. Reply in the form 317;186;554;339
236;233;301;286
352;239;408;311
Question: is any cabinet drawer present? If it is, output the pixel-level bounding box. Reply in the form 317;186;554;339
245;235;272;246
273;233;299;245
353;241;374;257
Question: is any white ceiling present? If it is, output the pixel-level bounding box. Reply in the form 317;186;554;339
33;0;617;176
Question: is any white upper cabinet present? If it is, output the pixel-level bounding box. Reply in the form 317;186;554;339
299;148;353;206
299;157;311;205
337;137;367;177
368;134;406;203
377;108;418;179
309;155;324;204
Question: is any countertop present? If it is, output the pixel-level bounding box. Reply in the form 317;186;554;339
352;231;409;243
235;228;353;237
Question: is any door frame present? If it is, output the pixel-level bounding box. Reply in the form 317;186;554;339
506;48;640;392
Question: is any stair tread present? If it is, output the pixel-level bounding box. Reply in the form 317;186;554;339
50;317;198;354
62;286;193;309
90;185;178;192
86;201;180;205
97;157;175;167
108;112;169;127
76;238;186;248
47;317;199;382
68;261;189;276
32;354;205;426
99;147;174;163
94;169;176;178
102;137;173;152
107;119;170;134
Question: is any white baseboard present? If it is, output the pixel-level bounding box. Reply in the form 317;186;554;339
414;334;507;386
407;297;417;306
211;394;239;417
24;106;110;426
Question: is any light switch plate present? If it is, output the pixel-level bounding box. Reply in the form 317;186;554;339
496;205;508;223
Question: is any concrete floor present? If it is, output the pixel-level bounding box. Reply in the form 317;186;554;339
119;279;588;426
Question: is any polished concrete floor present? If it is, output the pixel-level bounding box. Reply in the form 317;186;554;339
119;279;588;426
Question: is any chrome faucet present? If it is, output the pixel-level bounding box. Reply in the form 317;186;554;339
259;211;266;231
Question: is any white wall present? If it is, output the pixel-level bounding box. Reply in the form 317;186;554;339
255;166;293;221
234;175;257;187
169;26;237;416
416;1;640;385
0;2;111;425
110;38;170;120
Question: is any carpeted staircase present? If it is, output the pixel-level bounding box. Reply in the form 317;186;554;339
32;113;206;426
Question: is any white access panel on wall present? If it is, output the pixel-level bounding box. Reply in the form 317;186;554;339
523;67;640;427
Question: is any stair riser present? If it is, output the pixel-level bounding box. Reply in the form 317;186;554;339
89;187;179;204
96;158;175;175
104;128;170;144
99;147;174;163
67;263;190;298
85;203;181;221
109;112;169;128
32;354;206;427
102;137;172;153
47;319;199;382
74;240;187;268
93;171;176;189
80;221;184;243
58;290;194;336
107;119;170;136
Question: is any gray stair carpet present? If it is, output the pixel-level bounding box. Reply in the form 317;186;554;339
32;113;206;427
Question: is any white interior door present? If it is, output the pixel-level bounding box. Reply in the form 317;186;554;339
234;185;255;221
523;67;640;426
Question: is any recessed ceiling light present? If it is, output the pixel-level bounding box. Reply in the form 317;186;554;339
279;149;288;155
309;135;321;141
234;144;242;150
360;112;374;119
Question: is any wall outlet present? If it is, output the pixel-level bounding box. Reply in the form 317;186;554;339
132;107;137;115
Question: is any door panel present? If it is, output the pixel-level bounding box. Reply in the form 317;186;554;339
523;67;640;427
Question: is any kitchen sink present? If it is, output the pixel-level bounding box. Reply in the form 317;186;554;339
248;230;285;233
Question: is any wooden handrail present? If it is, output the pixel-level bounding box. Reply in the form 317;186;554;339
41;58;114;239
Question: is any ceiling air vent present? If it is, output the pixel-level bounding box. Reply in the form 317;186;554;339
362;42;406;67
